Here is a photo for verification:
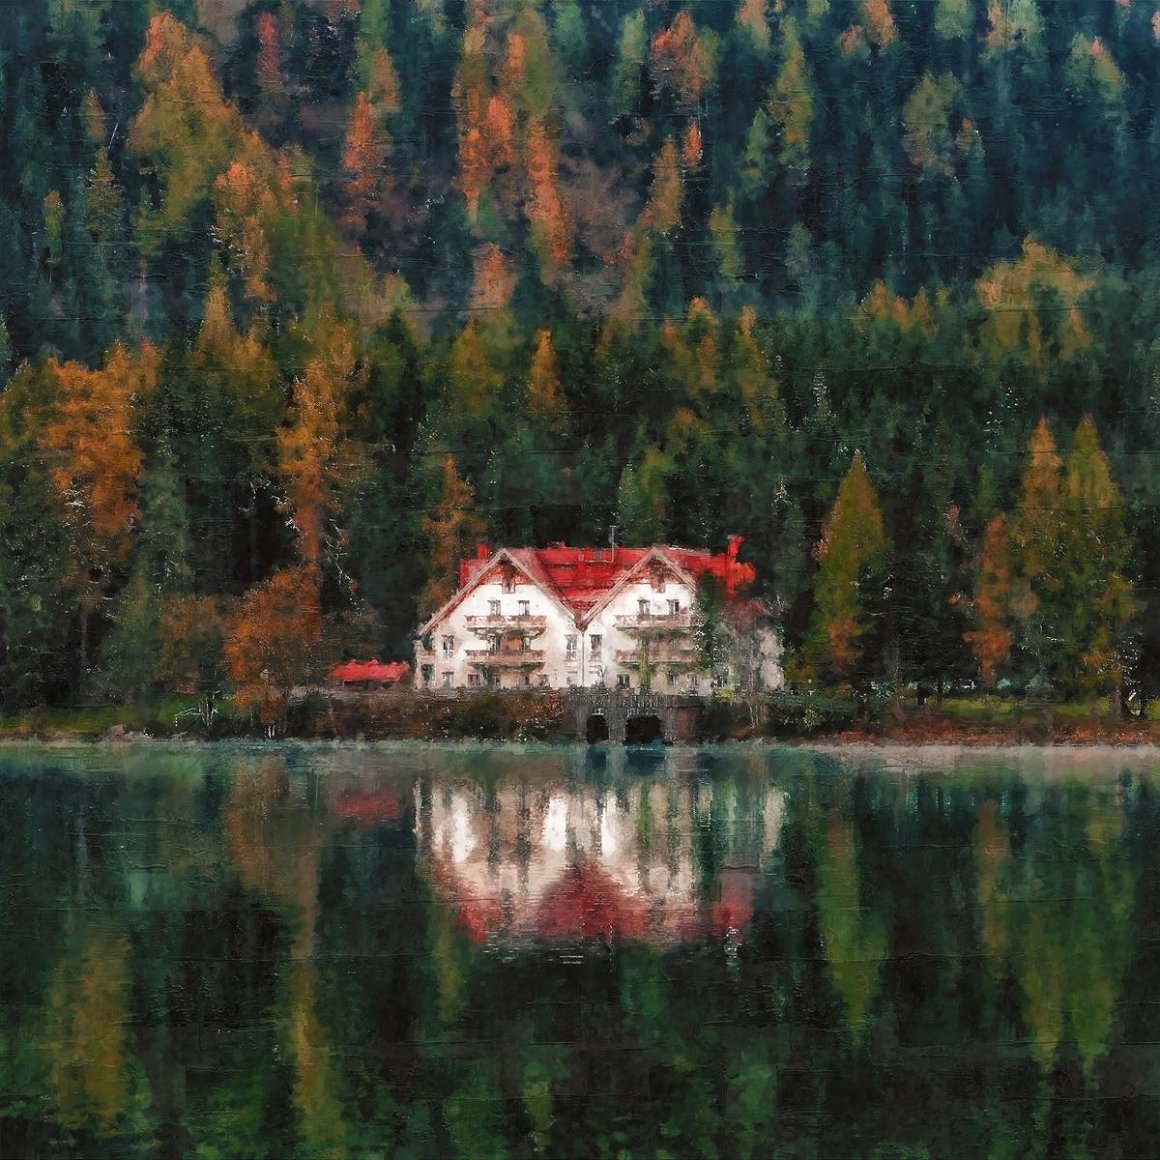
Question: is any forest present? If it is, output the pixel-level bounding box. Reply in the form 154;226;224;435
1;0;1159;717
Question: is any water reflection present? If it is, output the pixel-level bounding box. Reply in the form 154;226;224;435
417;772;785;945
0;745;1157;1158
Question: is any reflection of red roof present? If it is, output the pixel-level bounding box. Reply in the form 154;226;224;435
330;660;410;684
332;790;404;828
534;862;648;943
709;868;758;937
452;538;755;624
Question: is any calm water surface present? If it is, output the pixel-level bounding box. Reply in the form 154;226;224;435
0;742;1157;1159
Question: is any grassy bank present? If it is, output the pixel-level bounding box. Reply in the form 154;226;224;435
0;689;1155;747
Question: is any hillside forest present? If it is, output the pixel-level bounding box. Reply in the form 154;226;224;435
1;0;1159;716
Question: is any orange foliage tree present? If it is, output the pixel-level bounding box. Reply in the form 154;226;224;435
341;92;388;236
649;11;717;112
224;568;325;729
277;318;364;571
158;595;232;726
964;514;1015;686
41;343;158;675
419;455;487;618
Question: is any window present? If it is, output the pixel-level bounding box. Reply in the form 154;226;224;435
502;569;516;593
638;598;650;616
668;599;681;616
518;599;530;616
467;673;481;687
523;673;531;686
565;634;577;659
616;673;630;689
441;635;455;655
488;633;500;654
441;672;453;688
488;599;500;616
520;634;531;653
421;665;433;686
566;676;575;687
421;634;433;652
590;634;602;658
539;673;550;687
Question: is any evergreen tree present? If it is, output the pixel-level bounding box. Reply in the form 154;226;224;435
799;452;890;688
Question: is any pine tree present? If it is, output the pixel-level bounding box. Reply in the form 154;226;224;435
1060;416;1137;703
801;452;890;686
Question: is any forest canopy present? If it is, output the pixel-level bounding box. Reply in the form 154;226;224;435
1;0;1159;710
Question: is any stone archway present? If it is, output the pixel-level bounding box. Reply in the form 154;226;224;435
585;713;610;744
624;714;663;745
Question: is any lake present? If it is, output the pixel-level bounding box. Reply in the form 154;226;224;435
0;742;1157;1158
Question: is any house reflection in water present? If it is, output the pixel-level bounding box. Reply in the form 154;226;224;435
415;775;785;946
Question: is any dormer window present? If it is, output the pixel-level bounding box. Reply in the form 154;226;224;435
502;568;516;593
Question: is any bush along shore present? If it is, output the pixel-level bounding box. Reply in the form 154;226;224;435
1;690;1157;747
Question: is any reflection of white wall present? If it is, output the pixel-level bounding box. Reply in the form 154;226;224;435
417;779;786;942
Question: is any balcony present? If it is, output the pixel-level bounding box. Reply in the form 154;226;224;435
615;646;697;666
465;614;547;634
465;648;546;668
613;611;692;634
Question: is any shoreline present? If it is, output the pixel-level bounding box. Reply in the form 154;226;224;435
3;733;1160;756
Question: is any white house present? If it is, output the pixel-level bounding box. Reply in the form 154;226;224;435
413;539;783;694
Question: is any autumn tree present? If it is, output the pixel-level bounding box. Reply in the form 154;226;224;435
964;515;1016;687
525;329;567;431
800;452;890;687
649;11;717;113
41;343;158;681
340;92;387;237
419;456;486;619
128;14;243;252
224;569;325;730
277;317;364;572
1008;417;1065;688
157;596;231;728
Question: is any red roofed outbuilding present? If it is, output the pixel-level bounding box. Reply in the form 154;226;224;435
330;660;411;687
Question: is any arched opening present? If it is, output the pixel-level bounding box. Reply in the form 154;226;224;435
585;713;610;744
624;714;663;746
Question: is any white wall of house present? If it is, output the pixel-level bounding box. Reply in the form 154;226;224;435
414;567;579;690
583;577;701;693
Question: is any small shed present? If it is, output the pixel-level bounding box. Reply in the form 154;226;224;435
329;660;411;689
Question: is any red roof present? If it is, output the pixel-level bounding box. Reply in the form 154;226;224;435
330;660;410;684
453;537;755;623
534;862;648;943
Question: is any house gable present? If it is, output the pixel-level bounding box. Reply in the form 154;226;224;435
580;547;699;629
417;548;575;638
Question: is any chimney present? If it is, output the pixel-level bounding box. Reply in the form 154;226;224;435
725;535;744;598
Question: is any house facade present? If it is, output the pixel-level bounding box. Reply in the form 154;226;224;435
413;539;783;693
